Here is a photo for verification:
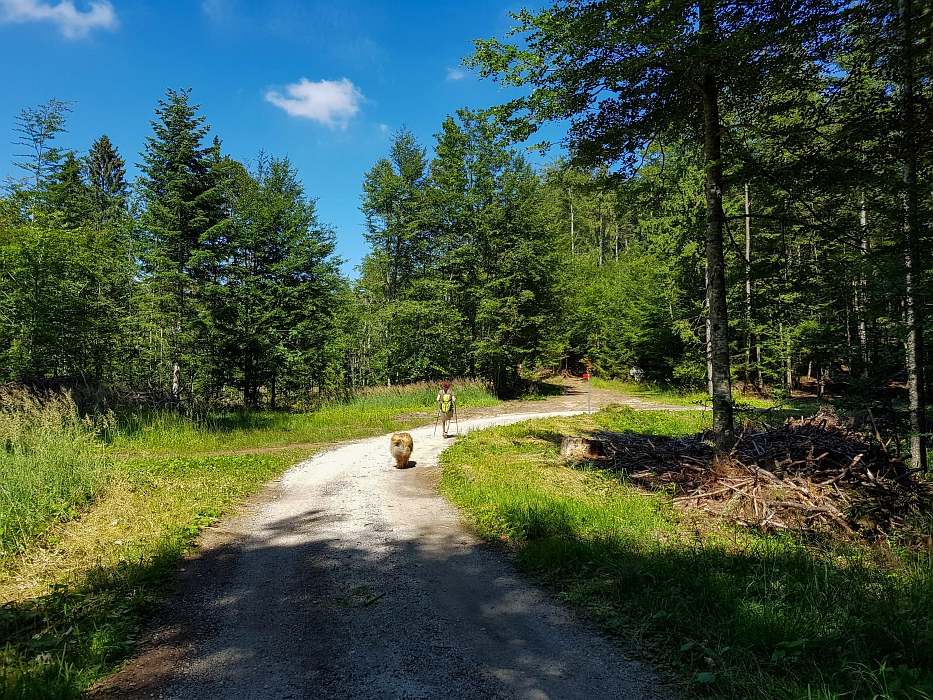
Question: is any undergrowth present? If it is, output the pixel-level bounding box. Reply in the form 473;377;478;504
439;406;933;699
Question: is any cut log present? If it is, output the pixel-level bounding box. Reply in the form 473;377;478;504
560;437;610;461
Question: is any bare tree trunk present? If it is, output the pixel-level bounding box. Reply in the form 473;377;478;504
901;0;927;469
857;196;869;374
745;182;752;390
785;330;794;390
597;190;604;267
569;187;575;256
700;0;734;448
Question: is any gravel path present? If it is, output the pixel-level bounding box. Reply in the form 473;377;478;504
94;408;671;700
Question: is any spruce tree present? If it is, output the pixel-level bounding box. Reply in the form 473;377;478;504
46;153;92;228
197;155;341;407
85;134;128;227
137;88;223;398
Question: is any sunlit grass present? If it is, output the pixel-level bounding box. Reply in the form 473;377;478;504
439;406;933;700
589;376;795;410
0;450;304;698
0;391;111;557
105;378;497;456
0;377;498;697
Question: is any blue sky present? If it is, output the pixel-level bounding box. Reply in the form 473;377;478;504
0;0;555;275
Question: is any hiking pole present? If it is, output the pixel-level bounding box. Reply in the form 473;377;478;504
433;403;441;436
453;402;460;435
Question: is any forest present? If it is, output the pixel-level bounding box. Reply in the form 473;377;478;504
1;0;932;459
3;2;933;698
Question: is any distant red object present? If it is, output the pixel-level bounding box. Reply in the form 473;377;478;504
582;373;591;379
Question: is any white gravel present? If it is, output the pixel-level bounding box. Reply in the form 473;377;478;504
136;413;667;699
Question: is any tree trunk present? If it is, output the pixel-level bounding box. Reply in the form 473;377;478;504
597;190;604;267
745;182;753;390
569;187;575;256
857;196;869;374
900;0;927;469
700;0;734;448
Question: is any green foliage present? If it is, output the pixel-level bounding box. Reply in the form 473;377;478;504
199;154;344;406
135;88;225;397
538;148;707;381
0;220;133;382
12;99;73;194
354;112;558;395
84;134;127;227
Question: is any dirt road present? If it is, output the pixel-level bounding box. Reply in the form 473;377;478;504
95;386;687;699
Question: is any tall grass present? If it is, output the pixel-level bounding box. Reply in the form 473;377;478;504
440;407;933;699
0;378;498;696
105;378;497;456
0;391;110;555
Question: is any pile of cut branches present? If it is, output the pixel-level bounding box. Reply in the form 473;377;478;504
2;377;179;411
584;411;931;537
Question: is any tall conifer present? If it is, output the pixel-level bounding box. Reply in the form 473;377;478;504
137;88;223;398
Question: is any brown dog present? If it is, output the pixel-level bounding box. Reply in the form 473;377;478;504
389;432;413;468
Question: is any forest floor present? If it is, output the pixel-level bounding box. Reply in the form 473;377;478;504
88;382;691;699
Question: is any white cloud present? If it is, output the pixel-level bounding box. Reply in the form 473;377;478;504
265;78;364;129
446;67;467;81
0;0;118;38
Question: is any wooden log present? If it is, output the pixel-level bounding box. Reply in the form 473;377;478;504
560;437;610;461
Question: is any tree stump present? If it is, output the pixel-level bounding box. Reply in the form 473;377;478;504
560;437;609;461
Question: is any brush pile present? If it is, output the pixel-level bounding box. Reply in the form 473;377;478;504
3;377;179;411
582;411;932;536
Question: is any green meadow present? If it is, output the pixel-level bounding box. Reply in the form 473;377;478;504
439;406;933;700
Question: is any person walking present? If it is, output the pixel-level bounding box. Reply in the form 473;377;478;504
437;380;456;437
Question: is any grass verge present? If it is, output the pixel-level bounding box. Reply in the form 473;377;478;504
105;378;497;456
0;451;306;699
439;406;933;699
1;378;499;698
0;391;110;557
588;377;807;411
